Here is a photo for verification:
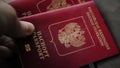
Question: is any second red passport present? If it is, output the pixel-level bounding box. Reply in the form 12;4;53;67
17;1;118;68
10;0;91;17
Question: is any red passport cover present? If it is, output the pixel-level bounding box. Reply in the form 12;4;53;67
10;0;91;17
17;1;118;68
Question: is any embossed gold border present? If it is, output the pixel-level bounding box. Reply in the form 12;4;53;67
36;0;47;12
36;0;83;12
48;16;96;56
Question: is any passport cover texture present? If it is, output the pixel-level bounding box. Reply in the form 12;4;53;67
15;1;118;68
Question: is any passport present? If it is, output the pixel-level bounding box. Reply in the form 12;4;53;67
10;0;91;17
15;1;119;68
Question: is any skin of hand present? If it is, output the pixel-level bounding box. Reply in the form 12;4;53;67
0;0;35;65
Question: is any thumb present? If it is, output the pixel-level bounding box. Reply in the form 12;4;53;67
6;21;35;38
0;1;35;38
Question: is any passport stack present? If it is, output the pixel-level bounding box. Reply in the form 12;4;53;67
10;0;119;68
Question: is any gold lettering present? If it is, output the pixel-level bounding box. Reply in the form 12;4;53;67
22;11;32;16
38;52;44;57
47;0;70;10
43;50;50;57
86;12;94;25
25;44;31;52
33;31;50;60
87;7;110;50
40;56;45;60
98;30;110;50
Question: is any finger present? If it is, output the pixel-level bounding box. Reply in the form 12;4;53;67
0;1;35;38
0;35;15;51
5;21;35;38
0;46;12;59
18;21;35;37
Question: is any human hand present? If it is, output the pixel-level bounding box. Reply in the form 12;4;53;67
0;0;35;67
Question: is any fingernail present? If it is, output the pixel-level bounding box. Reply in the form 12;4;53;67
20;21;35;36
